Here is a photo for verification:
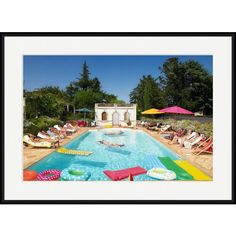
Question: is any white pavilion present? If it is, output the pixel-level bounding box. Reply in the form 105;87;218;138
94;103;137;127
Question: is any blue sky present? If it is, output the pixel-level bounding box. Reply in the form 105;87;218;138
24;55;213;102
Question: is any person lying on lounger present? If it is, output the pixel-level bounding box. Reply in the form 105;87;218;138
37;131;58;140
178;130;196;146
63;123;77;133
24;134;60;148
159;124;172;134
53;124;68;136
183;133;206;149
168;129;187;144
147;123;162;131
98;140;124;147
47;128;65;139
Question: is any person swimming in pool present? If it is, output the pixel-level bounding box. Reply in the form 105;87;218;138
104;130;124;135
98;140;124;147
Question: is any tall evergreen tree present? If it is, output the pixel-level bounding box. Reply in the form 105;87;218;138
130;75;166;112
90;77;101;92
77;61;91;90
65;61;123;110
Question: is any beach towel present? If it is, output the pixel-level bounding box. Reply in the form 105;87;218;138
174;160;211;181
159;156;194;180
104;166;147;181
54;125;61;130
37;132;49;139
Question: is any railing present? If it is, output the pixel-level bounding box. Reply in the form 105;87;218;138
96;103;135;107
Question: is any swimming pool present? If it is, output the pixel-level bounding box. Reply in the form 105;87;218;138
27;129;181;181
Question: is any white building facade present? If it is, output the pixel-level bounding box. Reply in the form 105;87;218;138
95;103;137;126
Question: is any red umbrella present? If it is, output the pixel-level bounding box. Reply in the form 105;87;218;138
160;106;194;115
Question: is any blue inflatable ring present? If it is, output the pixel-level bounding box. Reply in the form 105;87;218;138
60;168;91;181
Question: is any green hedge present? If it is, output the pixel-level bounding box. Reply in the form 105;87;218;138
63;113;94;122
23;117;63;136
144;118;213;137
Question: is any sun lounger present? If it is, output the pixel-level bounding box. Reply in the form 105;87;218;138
63;123;77;133
192;138;213;155
47;130;59;139
54;125;67;135
23;135;53;148
104;166;147;181
37;131;57;140
184;136;202;149
186;132;197;140
159;125;171;133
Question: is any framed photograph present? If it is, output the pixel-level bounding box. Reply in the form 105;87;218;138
1;32;235;204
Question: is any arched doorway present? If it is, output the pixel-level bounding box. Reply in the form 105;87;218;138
102;111;107;120
112;111;120;126
124;111;130;121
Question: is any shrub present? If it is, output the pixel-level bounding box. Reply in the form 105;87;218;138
23;117;61;135
141;117;213;138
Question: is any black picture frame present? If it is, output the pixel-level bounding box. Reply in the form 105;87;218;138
0;32;235;204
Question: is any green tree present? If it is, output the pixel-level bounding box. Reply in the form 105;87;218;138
110;97;126;105
73;90;103;109
25;91;41;118
90;77;101;92
77;61;91;90
159;58;213;115
101;92;117;103
143;78;153;109
130;75;166;111
66;62;102;98
25;86;68;118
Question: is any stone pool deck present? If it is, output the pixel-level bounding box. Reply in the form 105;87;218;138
23;126;213;178
141;127;213;177
23;127;92;169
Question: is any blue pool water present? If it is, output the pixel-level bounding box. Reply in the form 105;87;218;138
28;129;181;181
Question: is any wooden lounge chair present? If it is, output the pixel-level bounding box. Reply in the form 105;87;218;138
63;123;77;133
37;131;57;140
147;123;161;131
184;135;203;149
23;135;59;148
159;125;172;134
192;137;211;150
192;137;213;155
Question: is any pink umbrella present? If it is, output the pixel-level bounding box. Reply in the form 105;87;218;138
160;106;193;120
160;106;194;115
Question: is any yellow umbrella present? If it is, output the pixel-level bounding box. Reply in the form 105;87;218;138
141;108;164;115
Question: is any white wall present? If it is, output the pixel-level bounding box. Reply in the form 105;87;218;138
95;106;136;126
